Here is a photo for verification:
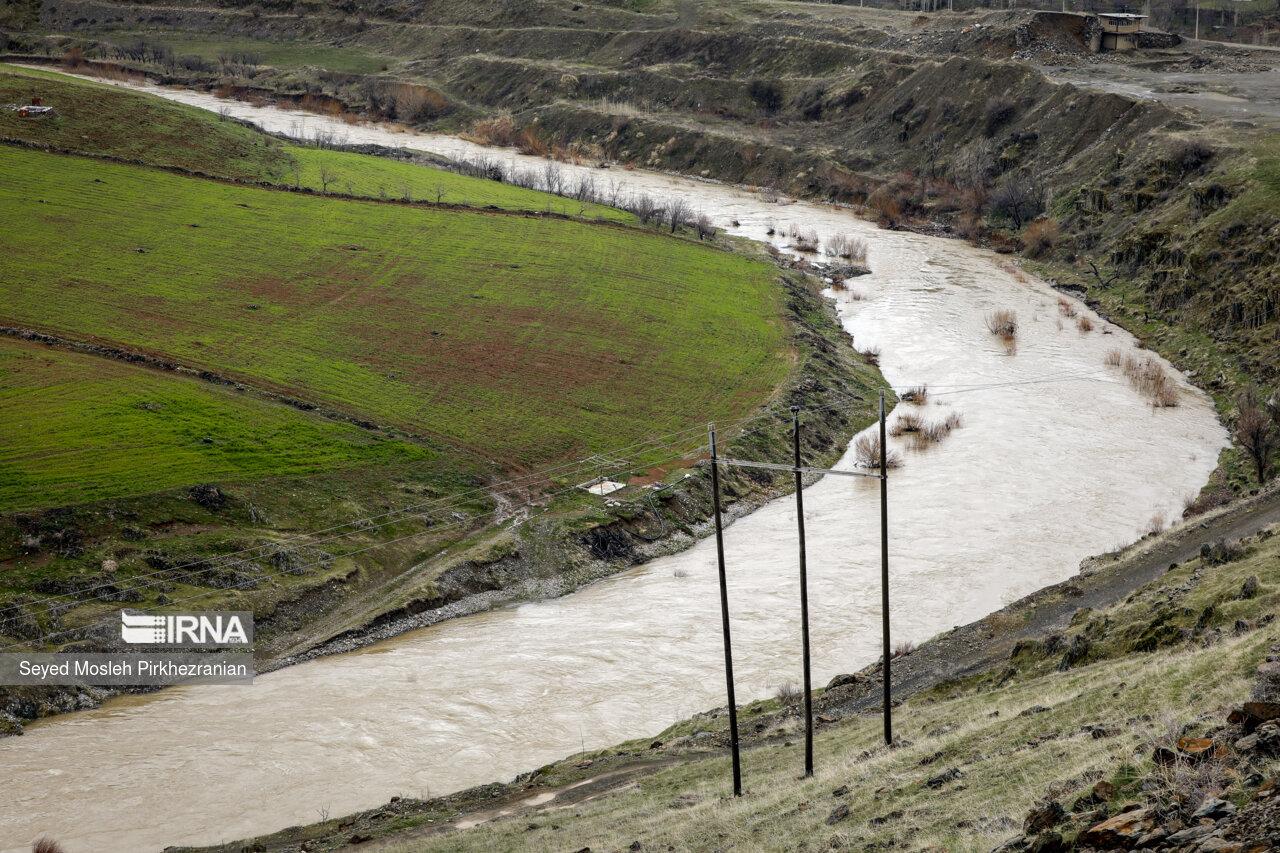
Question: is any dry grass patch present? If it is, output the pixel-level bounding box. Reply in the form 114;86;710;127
1114;353;1181;408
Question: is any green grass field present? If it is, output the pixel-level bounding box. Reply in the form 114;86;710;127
0;64;292;180
0;65;627;219
282;146;631;220
0;338;431;511
0;144;788;496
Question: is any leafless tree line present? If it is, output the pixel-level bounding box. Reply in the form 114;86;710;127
441;154;717;237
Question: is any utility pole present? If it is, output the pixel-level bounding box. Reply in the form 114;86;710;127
708;424;742;797
791;406;814;778
879;391;892;746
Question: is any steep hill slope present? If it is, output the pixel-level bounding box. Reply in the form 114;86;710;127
0;71;887;723
188;507;1280;852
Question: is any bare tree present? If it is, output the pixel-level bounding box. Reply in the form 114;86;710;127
666;197;689;234
541;161;564;196
692;213;714;240
435;184;447;204
990;172;1045;229
318;165;339;194
628;193;660;225
1235;387;1278;485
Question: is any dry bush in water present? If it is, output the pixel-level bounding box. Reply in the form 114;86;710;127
33;839;66;853
889;412;925;437
892;640;916;658
1104;348;1124;367
900;385;928;405
825;234;868;265
859;345;881;366
1057;297;1077;319
788;224;820;253
905;412;963;449
985;309;1018;340
855;433;902;469
1022;218;1060;259
1117;354;1180;408
1077;314;1094;333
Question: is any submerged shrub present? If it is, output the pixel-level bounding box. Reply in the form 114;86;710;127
855;433;901;469
985;308;1018;339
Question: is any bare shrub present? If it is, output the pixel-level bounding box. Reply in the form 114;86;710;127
825;234;868;264
627;193;661;225
1234;386;1278;485
983;96;1017;137
985;308;1018;340
990;172;1045;230
1118;354;1181;407
900;385;928;405
692;213;715;241
1104;348;1124;367
889;412;924;437
855;433;902;469
665;197;690;234
383;81;448;122
516;127;549;157
33;839;66;853
867;187;903;228
1145;511;1167;536
787;224;820;253
859;345;881;366
1057;297;1078;318
892;640;916;658
1022;218;1059;258
469;115;517;147
775;681;802;707
1077;315;1094;333
1161;140;1216;175
62;46;85;68
952;139;998;190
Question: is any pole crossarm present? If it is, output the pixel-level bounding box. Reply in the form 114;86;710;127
705;458;884;480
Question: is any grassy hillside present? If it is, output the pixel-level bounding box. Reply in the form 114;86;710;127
0;65;627;219
0;145;787;469
0;338;431;511
204;517;1280;852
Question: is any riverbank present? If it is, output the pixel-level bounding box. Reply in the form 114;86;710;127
182;484;1280;852
0;63;889;738
0;64;1234;853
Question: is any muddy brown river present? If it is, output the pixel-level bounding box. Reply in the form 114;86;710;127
0;77;1229;852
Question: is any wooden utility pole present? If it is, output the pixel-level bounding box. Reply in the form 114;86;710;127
879;391;892;746
708;424;742;797
791;406;814;777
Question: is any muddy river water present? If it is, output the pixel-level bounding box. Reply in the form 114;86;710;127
0;78;1230;852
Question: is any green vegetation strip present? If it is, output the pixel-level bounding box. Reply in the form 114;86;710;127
0;65;628;219
0;338;431;511
0;146;789;482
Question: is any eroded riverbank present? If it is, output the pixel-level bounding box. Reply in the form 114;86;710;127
0;80;1230;853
